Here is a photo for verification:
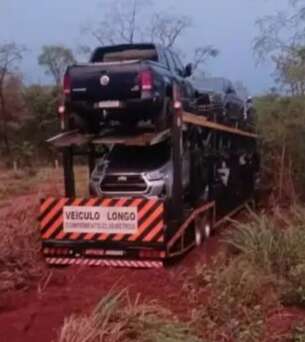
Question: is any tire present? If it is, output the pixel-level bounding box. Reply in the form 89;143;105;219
195;217;203;246
195;214;212;246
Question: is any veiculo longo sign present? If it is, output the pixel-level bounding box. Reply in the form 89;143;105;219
63;206;138;235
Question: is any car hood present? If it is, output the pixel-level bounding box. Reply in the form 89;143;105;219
96;160;171;174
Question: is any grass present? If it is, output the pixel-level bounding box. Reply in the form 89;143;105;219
225;207;305;307
58;290;202;342
185;257;272;341
0;167;60;200
0;164;91;301
0;202;44;299
180;206;305;341
292;326;305;341
0;165;90;201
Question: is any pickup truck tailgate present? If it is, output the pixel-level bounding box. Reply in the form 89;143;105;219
69;61;142;102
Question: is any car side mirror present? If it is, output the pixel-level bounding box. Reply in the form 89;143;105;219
184;63;193;78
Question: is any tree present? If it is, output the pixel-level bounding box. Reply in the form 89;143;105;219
148;12;192;48
22;85;59;161
82;0;218;71
254;0;305;93
0;43;24;155
38;45;76;87
272;46;305;95
192;46;219;72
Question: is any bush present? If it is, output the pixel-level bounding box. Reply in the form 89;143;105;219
255;95;305;203
0;202;44;296
225;207;305;307
59;290;201;342
186;257;274;342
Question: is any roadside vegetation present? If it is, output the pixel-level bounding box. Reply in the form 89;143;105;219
0;203;44;303
59;290;201;342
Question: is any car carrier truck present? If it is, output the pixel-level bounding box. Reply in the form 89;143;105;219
39;84;259;269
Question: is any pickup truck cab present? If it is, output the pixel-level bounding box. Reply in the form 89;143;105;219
63;43;194;133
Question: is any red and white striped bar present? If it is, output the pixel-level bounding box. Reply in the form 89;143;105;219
45;257;164;269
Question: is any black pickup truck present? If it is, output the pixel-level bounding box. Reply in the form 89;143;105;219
63;43;194;133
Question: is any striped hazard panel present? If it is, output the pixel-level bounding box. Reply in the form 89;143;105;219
39;197;165;244
46;258;163;269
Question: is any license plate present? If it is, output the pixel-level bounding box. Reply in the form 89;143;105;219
95;100;123;109
63;206;138;235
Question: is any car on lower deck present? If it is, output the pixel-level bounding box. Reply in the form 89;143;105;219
89;141;190;199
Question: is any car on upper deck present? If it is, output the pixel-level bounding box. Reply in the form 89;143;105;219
192;77;245;126
63;43;195;133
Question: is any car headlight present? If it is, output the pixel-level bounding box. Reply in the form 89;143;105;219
145;170;164;181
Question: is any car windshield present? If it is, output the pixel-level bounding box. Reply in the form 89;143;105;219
91;45;158;63
107;142;171;171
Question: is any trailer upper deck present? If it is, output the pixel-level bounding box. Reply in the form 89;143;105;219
48;112;257;148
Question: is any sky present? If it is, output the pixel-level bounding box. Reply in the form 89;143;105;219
0;0;289;94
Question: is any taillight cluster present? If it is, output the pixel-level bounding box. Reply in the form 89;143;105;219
63;73;71;96
139;69;153;91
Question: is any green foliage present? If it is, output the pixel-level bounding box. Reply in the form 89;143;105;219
225;207;305;307
59;290;201;342
187;257;269;342
12;141;34;167
21;84;59;162
255;95;305;201
38;45;76;86
184;207;305;341
273;46;305;95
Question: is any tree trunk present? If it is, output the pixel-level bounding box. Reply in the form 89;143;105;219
0;89;10;155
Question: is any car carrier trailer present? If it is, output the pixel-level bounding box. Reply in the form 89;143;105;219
39;85;258;269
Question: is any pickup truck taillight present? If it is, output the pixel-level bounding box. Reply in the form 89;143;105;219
63;73;71;96
139;70;153;91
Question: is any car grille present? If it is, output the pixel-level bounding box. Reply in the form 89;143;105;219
100;174;147;193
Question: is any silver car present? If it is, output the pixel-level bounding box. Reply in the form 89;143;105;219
90;142;190;199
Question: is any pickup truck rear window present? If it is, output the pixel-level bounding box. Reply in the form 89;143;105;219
91;46;158;63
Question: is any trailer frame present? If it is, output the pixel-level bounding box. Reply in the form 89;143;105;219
39;84;258;268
